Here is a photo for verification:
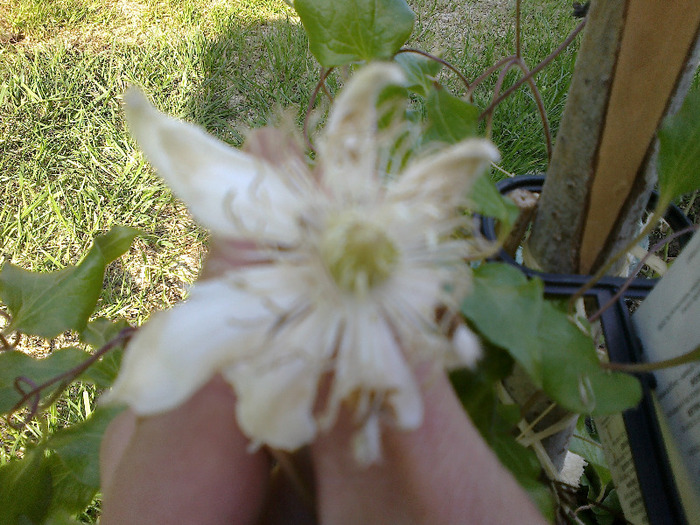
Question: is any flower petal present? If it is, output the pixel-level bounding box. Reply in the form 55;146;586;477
387;138;500;222
318;63;405;201
225;358;319;451
449;324;482;369
103;277;276;414
326;303;423;432
124;88;304;242
223;306;342;450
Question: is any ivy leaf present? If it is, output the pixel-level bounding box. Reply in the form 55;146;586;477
657;87;700;206
461;263;545;383
0;448;53;524
45;454;99;517
46;405;124;489
394;52;442;97
424;87;479;145
469;174;521;236
592;489;622;525
462;263;642;416
538;301;642;415
294;0;415;66
0;348;90;413
0;226;140;338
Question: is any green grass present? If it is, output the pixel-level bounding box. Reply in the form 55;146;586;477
1;0;577;290
0;0;577;521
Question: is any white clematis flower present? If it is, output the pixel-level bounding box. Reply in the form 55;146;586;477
106;63;499;464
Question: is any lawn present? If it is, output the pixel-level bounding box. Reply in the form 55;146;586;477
0;0;579;520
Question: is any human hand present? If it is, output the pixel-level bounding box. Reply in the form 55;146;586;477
99;370;546;524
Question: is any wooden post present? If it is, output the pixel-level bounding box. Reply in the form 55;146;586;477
528;0;700;274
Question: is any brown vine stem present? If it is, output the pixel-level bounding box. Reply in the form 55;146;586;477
603;344;700;374
486;56;554;160
7;326;135;429
480;19;586;119
466;56;518;98
395;48;472;93
567;209;666;313
486;58;520;138
588;224;698;323
515;58;554;161
303;67;335;154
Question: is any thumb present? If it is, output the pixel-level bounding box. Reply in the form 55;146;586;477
311;372;546;525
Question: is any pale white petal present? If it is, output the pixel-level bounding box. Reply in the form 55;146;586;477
124;88;304;242
225;358;319;450
318;63;405;201
449;324;482;369
327;304;423;431
223;305;341;450
387;138;500;221
104;277;276;414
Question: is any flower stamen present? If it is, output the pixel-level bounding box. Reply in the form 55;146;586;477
320;214;399;295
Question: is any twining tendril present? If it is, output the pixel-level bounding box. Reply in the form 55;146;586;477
7;326;136;429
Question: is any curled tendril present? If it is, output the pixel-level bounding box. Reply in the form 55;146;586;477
6;326;136;429
0;310;21;351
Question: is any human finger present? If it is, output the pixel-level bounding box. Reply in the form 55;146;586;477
311;371;546;525
100;375;270;525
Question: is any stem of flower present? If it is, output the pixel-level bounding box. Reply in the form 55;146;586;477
602;344;700;373
587;224;698;322
567;207;667;313
480;19;586;119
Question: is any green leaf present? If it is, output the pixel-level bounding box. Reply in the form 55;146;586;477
538;301;642;415
45;454;99;517
0;226;140;338
424;87;479;145
657;87;700;206
79;318;130;389
294;0;415;66
592;489;622;525
462;263;642;416
0;348;90;413
46;406;124;488
44;511;82;525
80;317;130;349
0;449;53;524
394;52;442;97
570;416;612;487
469;174;521;236
461;263;545;383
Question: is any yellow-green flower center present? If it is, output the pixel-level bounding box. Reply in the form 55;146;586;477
321;215;399;294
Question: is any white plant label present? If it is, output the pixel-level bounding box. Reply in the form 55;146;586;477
633;228;700;502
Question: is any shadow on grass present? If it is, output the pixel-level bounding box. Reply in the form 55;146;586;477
186;13;319;147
